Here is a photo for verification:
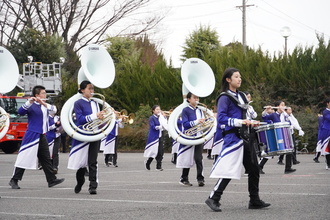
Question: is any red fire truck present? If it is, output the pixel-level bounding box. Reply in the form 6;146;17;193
0;94;29;153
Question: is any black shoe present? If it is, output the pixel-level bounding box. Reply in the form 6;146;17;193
284;168;296;174
198;180;205;187
248;200;271;209
205;198;222;212
113;164;118;168
48;178;65;187
259;169;265;174
277;161;284;165
156;168;163;171
293;161;300;165
313;158;320;163
9;179;20;189
89;188;97;195
179;180;192;186
207;156;213;160
144;160;150;170
74;178;85;194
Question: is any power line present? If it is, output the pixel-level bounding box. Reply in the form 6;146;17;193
171;0;227;8
259;0;330;38
165;8;236;22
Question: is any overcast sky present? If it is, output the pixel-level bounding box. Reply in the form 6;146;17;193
150;0;330;67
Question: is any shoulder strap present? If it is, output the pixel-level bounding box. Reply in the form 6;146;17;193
216;91;248;120
216;91;241;107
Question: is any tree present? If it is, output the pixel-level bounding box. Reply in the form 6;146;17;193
102;35;181;113
0;0;165;53
7;28;66;64
181;25;221;61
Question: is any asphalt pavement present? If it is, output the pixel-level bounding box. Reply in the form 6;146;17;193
0;152;329;220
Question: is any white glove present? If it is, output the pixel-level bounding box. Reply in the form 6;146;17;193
155;125;162;130
298;130;305;136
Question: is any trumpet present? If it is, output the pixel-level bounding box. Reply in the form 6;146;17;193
162;110;173;117
116;109;135;124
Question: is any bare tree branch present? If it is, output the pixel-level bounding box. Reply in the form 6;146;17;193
0;0;165;53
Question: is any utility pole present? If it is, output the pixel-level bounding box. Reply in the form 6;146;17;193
236;0;254;54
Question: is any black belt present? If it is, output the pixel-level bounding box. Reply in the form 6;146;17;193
222;128;240;137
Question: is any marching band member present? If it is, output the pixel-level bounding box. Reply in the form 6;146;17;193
262;101;296;174
46;113;62;174
244;91;258;175
313;110;323;163
144;105;165;171
206;68;270;212
171;117;182;164
285;107;304;164
100;113;124;167
319;98;330;169
176;92;205;187
204;136;214;160
68;80;104;195
9;85;65;189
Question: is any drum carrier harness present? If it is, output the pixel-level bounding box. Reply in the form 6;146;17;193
216;91;252;143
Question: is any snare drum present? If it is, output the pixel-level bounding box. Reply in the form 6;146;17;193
256;122;293;157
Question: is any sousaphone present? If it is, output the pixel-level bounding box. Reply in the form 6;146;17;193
167;58;217;145
60;44;116;142
0;46;19;139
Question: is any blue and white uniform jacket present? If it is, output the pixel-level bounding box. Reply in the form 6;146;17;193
176;105;204;169
15;101;57;169
144;114;162;158
210;90;246;179
68;97;100;170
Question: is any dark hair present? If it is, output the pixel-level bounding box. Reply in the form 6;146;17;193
32;85;46;97
274;100;283;107
220;68;240;93
186;92;192;103
326;97;330;104
78;80;92;94
244;91;250;95
151;105;160;113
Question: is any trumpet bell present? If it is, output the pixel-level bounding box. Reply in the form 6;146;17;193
120;109;128;116
79;44;115;88
181;58;215;97
127;113;135;124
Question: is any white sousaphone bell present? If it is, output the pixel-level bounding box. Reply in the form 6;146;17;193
167;58;217;146
0;46;19;139
60;44;116;142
